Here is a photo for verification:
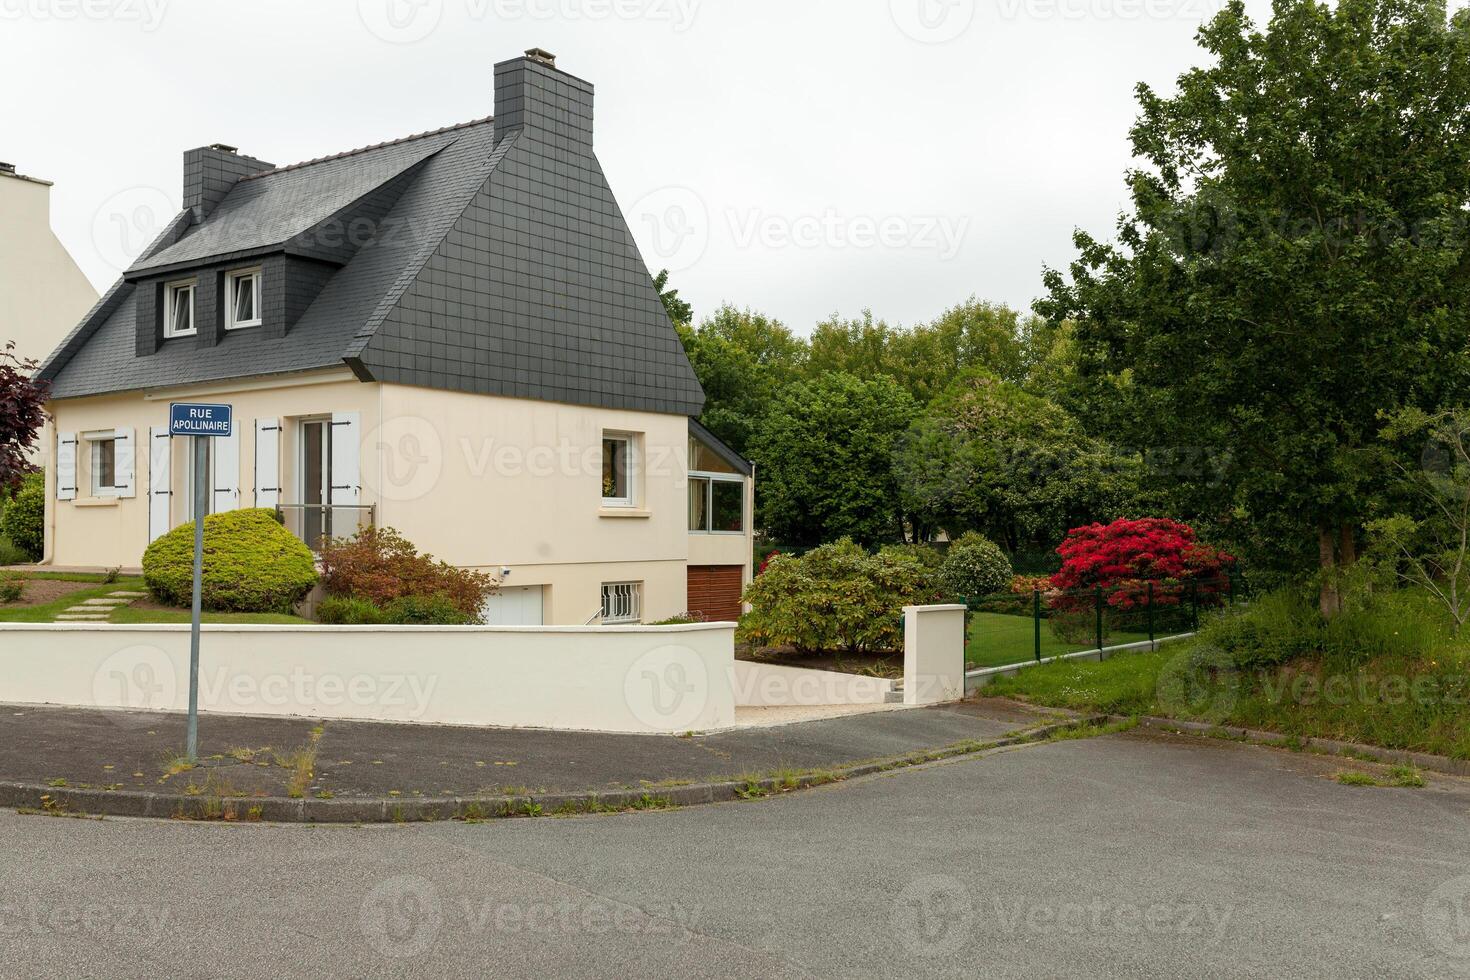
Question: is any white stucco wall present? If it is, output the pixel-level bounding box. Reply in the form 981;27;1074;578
0;622;738;734
0;171;98;371
731;660;893;707
44;377;728;623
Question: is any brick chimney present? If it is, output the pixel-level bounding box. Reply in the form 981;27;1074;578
182;143;274;221
493;48;594;150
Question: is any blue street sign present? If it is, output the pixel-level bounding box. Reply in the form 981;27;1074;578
169;402;233;438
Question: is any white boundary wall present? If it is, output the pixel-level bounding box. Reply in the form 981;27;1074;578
0;622;737;735
730;661;894;707
903;604;967;705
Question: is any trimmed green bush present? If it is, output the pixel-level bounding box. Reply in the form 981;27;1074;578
0;472;44;561
738;538;940;654
315;596;387;625
143;508;318;613
938;532;1013;600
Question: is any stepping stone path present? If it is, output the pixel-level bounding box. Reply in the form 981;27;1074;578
52;591;148;624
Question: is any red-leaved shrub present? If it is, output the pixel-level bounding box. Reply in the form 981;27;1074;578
1050;518;1234;610
318;526;496;618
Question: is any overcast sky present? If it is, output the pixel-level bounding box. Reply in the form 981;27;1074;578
4;0;1285;333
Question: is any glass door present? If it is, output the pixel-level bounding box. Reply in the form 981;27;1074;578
300;419;334;549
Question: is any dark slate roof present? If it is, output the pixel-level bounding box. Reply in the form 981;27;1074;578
42;89;705;417
129;131;454;275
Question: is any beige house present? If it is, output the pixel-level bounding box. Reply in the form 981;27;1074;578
0;161;98;376
34;51;753;625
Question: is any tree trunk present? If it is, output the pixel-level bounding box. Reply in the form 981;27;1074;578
1338;523;1357;568
1319;524;1341;620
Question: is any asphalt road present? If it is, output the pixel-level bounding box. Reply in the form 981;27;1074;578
2;729;1468;978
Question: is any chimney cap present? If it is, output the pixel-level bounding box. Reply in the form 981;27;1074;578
524;47;556;67
208;143;239;153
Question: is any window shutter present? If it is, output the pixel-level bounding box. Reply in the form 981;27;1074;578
213;428;241;513
57;433;77;501
149;426;172;542
330;412;361;506
113;427;136;499
254;418;281;509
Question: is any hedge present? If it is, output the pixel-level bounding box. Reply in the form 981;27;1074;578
0;472;44;561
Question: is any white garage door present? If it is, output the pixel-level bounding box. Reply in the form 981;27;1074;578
480;586;544;626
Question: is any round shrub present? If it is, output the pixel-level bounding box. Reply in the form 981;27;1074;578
738;538;940;654
938;532;1013;599
0;472;45;561
143;508;318;613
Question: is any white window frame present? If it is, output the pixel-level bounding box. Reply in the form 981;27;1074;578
601;582;642;624
601;432;639;508
689;472;746;535
163;278;198;338
225;267;263;330
86;431;121;498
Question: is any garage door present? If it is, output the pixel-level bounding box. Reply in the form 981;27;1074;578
480;586;544;626
687;566;744;622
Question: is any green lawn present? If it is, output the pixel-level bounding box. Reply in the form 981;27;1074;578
0;575;149;623
966;611;1152;670
0;572;307;625
108;608;308;625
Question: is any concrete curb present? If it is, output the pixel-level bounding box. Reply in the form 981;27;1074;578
0;714;1109;824
1123;715;1470;778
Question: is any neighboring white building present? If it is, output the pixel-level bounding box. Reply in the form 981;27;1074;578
0;162;98;371
34;51;754;625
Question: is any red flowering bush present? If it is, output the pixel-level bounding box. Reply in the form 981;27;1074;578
1050;518;1234;612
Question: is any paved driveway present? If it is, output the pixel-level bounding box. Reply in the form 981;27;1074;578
2;729;1468;978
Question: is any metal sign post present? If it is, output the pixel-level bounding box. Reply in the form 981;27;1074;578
169;403;233;762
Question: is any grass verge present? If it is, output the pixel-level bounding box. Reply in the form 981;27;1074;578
986;642;1470;760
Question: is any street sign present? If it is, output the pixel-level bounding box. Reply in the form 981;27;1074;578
169;402;233;438
168;402;233;762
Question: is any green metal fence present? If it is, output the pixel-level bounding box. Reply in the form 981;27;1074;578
964;573;1239;672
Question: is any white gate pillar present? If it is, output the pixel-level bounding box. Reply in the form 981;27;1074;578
902;604;968;706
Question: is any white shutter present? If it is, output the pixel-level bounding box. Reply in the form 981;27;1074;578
212;428;241;513
254;418;281;508
113;427;136;499
149;426;172;541
330;412;361;506
56;432;77;501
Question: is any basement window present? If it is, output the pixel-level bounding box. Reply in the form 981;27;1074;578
226;267;262;330
164;279;197;338
601;582;642;624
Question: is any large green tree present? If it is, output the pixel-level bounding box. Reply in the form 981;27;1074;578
1038;0;1470;617
895;370;1142;553
678;305;808;455
749;372;918;546
808;300;1032;404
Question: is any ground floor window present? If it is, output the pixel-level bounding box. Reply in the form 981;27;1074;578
89;435;119;497
601;582;642;624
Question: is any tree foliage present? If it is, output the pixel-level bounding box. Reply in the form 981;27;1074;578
678;305;807;455
0;341;48;492
1037;0;1470;617
895;370;1141;551
652;268;693;326
749;372;918;546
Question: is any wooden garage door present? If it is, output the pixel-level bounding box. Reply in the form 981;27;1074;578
688;565;744;622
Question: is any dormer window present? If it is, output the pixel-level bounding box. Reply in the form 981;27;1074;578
164;279;197;338
226;267;262;330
